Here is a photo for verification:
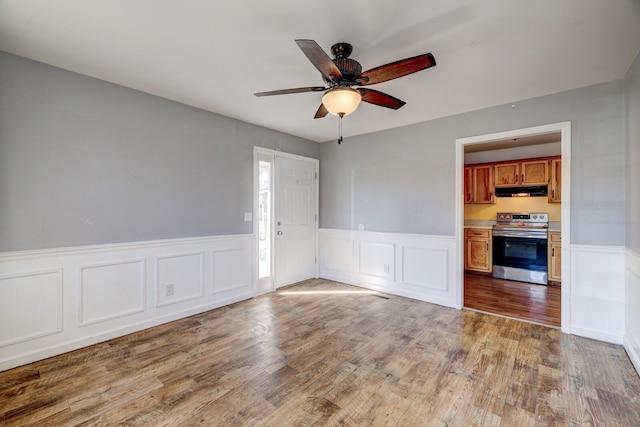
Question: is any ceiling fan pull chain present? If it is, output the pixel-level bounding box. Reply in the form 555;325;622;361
338;115;343;144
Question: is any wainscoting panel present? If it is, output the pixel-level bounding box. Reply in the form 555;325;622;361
319;229;457;307
401;246;448;292
212;248;250;296
156;252;204;307
319;230;354;284
358;240;395;282
78;259;146;326
570;244;626;344
0;234;253;372
625;248;640;376
0;269;63;347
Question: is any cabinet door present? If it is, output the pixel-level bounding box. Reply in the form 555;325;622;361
494;162;520;187
549;158;561;203
465;229;492;273
465;237;491;272
472;165;495;204
464;166;473;204
521;160;549;185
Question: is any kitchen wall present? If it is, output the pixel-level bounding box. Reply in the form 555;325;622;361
0;52;319;253
464;197;561;222
320;80;626;246
464;142;561;165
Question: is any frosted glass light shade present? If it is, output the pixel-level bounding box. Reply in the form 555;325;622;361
322;87;362;117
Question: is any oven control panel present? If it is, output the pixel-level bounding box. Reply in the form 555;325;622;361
497;212;548;223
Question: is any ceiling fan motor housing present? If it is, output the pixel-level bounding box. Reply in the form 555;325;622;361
332;58;362;82
327;42;362;83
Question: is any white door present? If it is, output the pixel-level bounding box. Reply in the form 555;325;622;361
275;155;318;287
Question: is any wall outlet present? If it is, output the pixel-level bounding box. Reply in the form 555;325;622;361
166;283;174;296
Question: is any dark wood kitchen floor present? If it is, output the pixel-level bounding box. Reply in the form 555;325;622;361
464;273;561;327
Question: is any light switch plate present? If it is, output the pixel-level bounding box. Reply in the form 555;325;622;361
244;212;252;222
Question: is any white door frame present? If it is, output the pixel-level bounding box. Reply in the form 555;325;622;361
253;147;319;295
455;122;571;333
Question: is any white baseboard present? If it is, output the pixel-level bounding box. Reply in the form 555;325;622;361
625;248;640;376
319;228;458;308
0;234;254;372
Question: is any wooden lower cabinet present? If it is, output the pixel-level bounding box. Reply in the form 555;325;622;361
465;228;492;273
548;231;561;283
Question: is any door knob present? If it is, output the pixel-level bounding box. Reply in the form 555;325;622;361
277;231;283;235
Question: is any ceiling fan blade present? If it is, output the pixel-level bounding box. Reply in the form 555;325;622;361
314;103;329;119
359;88;406;110
254;86;327;97
295;39;343;82
357;53;436;86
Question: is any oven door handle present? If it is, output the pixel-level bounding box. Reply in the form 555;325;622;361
492;231;548;239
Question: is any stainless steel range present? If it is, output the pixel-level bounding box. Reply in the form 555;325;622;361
492;212;549;285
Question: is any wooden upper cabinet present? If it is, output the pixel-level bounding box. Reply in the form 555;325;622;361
464;166;473;204
464;165;495;204
465;156;559;204
549;158;561;203
521;159;549;185
494;162;520;187
494;158;549;187
472;165;495;204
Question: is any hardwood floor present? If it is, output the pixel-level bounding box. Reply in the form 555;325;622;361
464;273;562;327
2;279;639;426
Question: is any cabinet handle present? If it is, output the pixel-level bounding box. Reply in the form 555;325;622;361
521;174;524;182
486;243;489;251
515;174;518;182
552;190;555;198
552;248;555;256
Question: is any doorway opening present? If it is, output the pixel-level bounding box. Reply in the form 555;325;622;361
456;122;571;332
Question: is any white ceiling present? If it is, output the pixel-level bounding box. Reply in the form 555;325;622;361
1;1;639;143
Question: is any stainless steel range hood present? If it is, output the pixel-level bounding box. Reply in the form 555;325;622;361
495;185;548;197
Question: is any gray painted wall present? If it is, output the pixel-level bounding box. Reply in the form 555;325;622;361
627;52;640;253
320;80;626;246
0;52;319;252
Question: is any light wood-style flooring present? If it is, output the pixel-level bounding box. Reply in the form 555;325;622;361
2;279;639;426
464;273;561;327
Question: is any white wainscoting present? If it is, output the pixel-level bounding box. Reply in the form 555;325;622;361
319;229;458;308
625;248;640;376
0;234;253;372
569;244;626;344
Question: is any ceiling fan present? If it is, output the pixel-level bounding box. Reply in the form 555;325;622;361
254;39;436;119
